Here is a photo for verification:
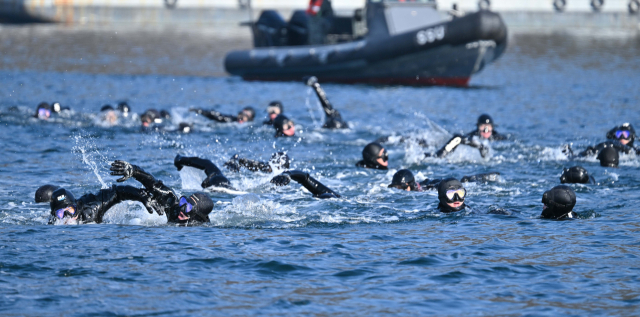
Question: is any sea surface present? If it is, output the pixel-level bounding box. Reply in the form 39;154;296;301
1;26;640;315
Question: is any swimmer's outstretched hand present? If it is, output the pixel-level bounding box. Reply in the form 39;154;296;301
174;154;184;171
270;173;291;186
224;154;241;173
110;160;134;182
305;76;318;86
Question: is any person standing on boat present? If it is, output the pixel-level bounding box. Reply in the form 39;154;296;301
307;0;334;45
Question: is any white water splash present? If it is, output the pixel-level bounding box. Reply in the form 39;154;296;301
73;133;110;189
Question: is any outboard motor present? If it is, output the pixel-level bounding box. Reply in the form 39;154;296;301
253;10;288;47
287;10;309;46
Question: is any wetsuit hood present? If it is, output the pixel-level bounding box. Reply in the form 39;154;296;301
100;105;114;112
477;114;495;127
268;101;283;114
117;102;131;117
273;115;294;137
361;142;387;169
50;188;76;214
35;185;60;203
202;174;234;190
187;192;214;222
607;123;635;147
240;107;255;122
541;185;576;219
437;178;466;212
560;166;590;184
389;169;418;191
35;102;51;118
598;146;619;167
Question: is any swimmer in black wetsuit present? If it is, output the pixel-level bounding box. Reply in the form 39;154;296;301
263;101;283;126
34;102;52;120
541;185;577;220
388;169;500;191
598;146;619;168
273;115;296;137
564;123;640;158
437;178;467;213
356;142;388;170
224;152;290;173
35;184;60;203
117;102;132;118
270;170;340;199
305;76;348;129
174;155;237;191
48;161;213;225
426;114;508;158
110;160;214;224
560;166;595;184
190;106;255;124
34;102;70;120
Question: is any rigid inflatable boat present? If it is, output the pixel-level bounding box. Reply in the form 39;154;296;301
224;0;507;86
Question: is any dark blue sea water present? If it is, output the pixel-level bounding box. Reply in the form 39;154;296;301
1;30;639;315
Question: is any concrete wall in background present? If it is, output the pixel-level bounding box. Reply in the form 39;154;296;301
0;0;639;35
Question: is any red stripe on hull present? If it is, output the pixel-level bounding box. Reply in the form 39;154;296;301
242;76;470;87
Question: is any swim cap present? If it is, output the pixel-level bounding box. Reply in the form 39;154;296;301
35;102;51;119
202;174;233;189
270;152;290;169
141;109;160;125
437;178;466;212
159;110;171;120
117;102;131;116
362;142;385;166
477;114;494;126
35;184;60;203
541;185;576;219
186;192;214;221
560;166;590;184
598;146;619;167
100;105;114;112
273;115;295;137
388;169;417;190
50;188;76;214
240;107;255;122
268;101;283;113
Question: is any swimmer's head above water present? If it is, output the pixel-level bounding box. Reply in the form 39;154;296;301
607;123;636;146
560;166;590;184
477;114;496;139
35;102;51;120
388;169;419;191
237;107;255;123
173;192;214;224
49;188;78;224
437;178;466;212
274;115;295;137
362;142;388;169
35;184;60;203
598;146;619;168
541;185;576;220
267;101;283;121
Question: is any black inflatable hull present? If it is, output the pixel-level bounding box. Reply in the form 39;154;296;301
225;10;507;87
